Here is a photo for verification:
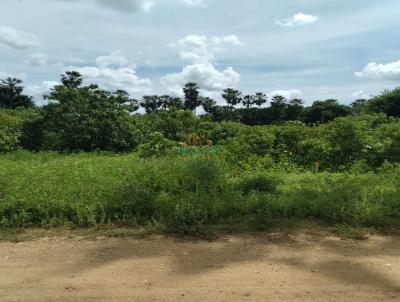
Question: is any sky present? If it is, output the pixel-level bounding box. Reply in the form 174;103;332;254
0;0;399;106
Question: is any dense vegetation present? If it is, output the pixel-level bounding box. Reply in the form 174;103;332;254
1;71;400;231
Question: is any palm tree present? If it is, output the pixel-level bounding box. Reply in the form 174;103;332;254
270;95;287;121
253;92;267;109
286;98;304;120
168;97;184;110
140;95;160;113
201;97;217;114
158;95;172;110
242;95;255;108
61;71;83;88
183;82;201;113
222;88;242;110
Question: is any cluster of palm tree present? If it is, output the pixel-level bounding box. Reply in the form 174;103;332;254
139;82;303;115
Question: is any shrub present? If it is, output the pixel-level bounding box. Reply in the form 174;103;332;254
234;172;280;195
1;152;399;229
0;111;22;152
137;132;176;158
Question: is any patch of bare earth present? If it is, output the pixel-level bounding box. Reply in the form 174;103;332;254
1;233;400;302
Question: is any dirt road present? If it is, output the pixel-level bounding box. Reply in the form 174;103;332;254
1;232;399;302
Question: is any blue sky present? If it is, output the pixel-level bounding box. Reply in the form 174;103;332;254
0;0;399;105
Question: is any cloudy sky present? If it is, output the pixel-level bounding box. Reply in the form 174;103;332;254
1;0;399;105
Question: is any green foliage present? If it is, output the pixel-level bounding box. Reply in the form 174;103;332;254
0;111;22;152
0;152;139;226
0;152;399;229
201;97;217;114
140;95;160;113
2;77;400;233
106;156;240;228
148;109;197;140
377;123;400;163
1;107;43;150
253;92;267;108
137;132;176;158
219;126;275;165
368;87;400;117
197;121;245;143
234;172;280;195
0;78;34;109
222;88;242;108
37;72;141;151
303;99;352;124
263;170;400;225
183;82;201;112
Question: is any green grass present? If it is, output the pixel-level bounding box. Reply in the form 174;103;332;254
0;151;140;226
0;151;399;231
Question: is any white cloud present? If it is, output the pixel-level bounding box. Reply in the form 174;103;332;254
211;35;244;46
182;0;206;7
26;81;59;104
68;51;152;96
59;55;85;66
162;62;240;95
0;26;40;49
351;90;368;99
94;0;205;13
276;13;319;27
174;34;244;63
24;53;48;66
96;51;131;68
162;35;242;95
95;0;155;13
355;60;400;80
268;89;303;99
0;71;27;80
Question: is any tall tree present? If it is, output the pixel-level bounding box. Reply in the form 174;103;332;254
183;82;201;113
158;95;185;110
169;97;184;110
141;95;160;113
115;89;139;112
158;95;172;110
253;92;267;109
286;98;304;121
61;71;83;88
40;71;140;151
351;98;368;115
367;88;400;117
0;78;34;109
303;99;351;124
222;88;242;109
270;95;288;121
201;97;217;114
242;95;255;109
168;97;184;110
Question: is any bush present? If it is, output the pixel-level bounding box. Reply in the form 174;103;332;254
107;157;231;227
148;109;197;141
0;152;399;229
234;172;280;195
137;132;176;158
256;171;400;225
0;111;22;152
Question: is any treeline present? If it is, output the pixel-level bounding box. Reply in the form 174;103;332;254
1;72;399;124
1;71;400;171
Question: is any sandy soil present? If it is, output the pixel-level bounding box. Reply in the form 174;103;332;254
1;232;400;302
